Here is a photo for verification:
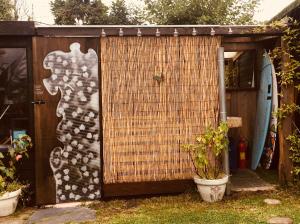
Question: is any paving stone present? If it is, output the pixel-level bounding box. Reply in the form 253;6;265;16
264;199;281;205
267;217;293;224
231;169;276;192
26;207;96;224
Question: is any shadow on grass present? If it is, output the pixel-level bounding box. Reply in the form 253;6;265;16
87;187;300;224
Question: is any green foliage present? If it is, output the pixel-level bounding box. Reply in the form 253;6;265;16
51;0;260;25
0;134;32;194
269;19;300;89
5;181;23;193
287;132;300;179
51;0;141;25
270;18;300;182
108;0;130;24
0;0;14;20
144;0;260;25
50;0;109;25
274;103;300;126
182;122;229;179
281;27;300;90
108;0;141;25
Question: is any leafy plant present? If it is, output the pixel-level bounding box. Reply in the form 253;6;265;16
269;17;300;182
274;103;300;127
287;132;300;178
182;122;229;179
144;0;260;25
0;0;14;20
50;0;142;25
0;134;32;196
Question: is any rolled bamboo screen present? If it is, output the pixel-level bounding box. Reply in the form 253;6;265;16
101;36;221;184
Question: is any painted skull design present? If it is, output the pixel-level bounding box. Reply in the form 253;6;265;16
43;42;100;202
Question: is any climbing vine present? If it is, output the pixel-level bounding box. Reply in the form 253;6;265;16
286;133;300;177
275;103;300;126
269;18;300;182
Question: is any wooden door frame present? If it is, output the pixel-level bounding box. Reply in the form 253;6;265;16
0;36;35;203
33;37;102;205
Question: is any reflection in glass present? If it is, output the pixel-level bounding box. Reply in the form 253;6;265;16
0;48;28;149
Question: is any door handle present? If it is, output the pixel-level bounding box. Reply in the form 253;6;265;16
31;100;46;105
267;84;271;94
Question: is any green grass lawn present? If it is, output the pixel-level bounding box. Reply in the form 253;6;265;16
86;187;300;224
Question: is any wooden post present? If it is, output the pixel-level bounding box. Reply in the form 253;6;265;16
278;38;294;184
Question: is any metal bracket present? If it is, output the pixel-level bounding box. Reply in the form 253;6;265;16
31;100;46;105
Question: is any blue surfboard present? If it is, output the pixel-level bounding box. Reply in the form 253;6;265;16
251;52;273;170
261;61;278;169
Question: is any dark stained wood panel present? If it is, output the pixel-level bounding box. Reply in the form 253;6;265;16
223;42;262;51
32;37;99;205
103;180;194;197
0;21;35;36
36;26;283;37
0;36;35;203
226;90;257;149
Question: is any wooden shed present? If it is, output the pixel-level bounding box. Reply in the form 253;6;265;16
0;22;288;205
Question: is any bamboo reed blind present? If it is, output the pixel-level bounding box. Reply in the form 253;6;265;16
101;36;221;184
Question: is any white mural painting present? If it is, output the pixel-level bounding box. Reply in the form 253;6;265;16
43;42;100;203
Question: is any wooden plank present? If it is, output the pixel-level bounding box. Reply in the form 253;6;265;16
223;37;254;43
32;37;99;205
103;180;194;197
23;38;36;206
0;22;283;37
226;88;258;92
0;36;32;47
36;26;283;37
278;38;294;184
223;42;262;51
98;36;105;200
0;21;35;36
223;36;280;44
253;36;279;42
226;91;257;148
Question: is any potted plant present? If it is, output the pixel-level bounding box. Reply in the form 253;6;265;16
182;122;229;202
0;134;32;216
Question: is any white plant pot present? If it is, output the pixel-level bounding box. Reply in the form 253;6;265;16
0;189;21;216
193;175;229;203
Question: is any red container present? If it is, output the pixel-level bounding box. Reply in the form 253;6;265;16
238;138;247;169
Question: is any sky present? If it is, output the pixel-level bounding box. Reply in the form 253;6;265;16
22;0;295;25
